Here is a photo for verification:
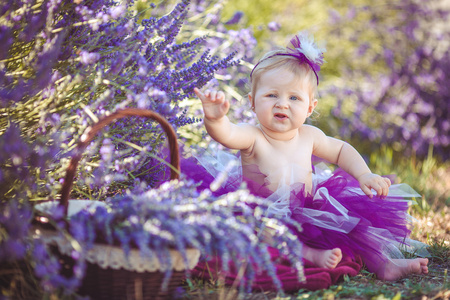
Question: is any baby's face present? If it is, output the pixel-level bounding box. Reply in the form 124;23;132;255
250;67;317;139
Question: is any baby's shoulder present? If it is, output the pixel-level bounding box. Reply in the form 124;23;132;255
236;123;263;137
299;124;325;136
237;123;266;136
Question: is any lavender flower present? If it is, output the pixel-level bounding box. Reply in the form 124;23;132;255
267;21;281;32
225;11;244;25
0;201;32;262
109;5;126;19
80;51;101;65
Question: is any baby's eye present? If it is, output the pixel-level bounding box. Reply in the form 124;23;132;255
267;94;277;98
290;96;299;101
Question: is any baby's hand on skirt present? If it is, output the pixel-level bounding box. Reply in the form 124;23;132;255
358;173;391;198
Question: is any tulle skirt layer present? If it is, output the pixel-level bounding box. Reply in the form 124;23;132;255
286;168;420;273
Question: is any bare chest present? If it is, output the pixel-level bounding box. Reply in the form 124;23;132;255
241;135;314;191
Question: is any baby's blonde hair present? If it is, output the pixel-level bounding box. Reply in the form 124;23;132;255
249;48;319;105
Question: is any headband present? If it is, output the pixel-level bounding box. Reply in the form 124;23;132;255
250;32;326;85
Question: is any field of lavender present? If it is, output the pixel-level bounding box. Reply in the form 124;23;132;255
0;0;448;298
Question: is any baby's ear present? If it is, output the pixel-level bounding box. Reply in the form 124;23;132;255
308;98;318;116
248;94;255;111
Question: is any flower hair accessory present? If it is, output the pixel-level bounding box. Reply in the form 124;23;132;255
251;31;326;85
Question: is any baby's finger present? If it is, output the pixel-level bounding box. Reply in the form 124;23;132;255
384;177;392;187
204;89;211;98
372;183;383;197
364;180;383;196
210;90;218;101
376;178;390;197
360;184;373;198
193;87;204;99
217;91;225;101
381;180;390;197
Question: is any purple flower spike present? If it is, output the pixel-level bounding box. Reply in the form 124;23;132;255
225;11;244;25
267;21;281;32
109;5;125;19
80;51;100;65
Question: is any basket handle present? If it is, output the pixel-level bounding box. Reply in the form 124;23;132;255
59;108;180;216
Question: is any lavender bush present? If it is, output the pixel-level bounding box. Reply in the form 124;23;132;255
0;0;305;297
322;0;450;160
1;0;241;200
157;0;260;151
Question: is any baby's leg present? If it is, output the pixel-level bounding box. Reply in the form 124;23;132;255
302;245;342;269
376;258;429;281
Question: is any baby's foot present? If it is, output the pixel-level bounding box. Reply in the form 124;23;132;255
304;246;342;269
377;258;428;281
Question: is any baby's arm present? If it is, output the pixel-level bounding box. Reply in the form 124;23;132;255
194;88;255;150
309;126;391;198
335;143;391;198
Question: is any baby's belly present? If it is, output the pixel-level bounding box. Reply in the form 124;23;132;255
266;168;312;194
242;163;313;194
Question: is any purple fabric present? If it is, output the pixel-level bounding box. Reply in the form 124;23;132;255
192;247;362;292
288;170;411;274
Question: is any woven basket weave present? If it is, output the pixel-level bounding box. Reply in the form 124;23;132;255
34;108;199;300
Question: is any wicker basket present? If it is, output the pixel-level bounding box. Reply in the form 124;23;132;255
33;108;200;300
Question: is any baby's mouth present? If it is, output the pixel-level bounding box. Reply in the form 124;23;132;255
274;113;288;120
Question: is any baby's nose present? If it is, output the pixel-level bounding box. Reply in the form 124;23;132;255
275;97;289;108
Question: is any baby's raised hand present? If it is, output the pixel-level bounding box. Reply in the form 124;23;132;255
194;88;230;121
358;173;391;198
